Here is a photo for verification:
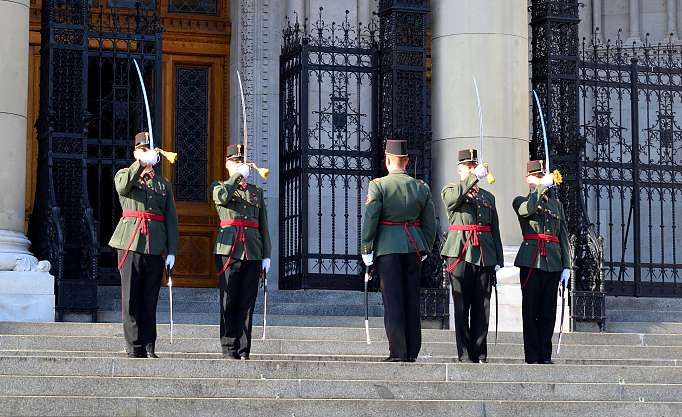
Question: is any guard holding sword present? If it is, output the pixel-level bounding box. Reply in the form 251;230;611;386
361;139;436;362
109;131;179;358
441;149;504;363
513;160;571;364
212;144;271;360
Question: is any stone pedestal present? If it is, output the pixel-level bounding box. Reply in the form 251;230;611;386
0;0;54;322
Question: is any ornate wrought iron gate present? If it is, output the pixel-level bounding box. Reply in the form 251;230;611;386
31;1;162;320
531;0;682;319
279;1;437;295
579;35;682;298
279;9;380;290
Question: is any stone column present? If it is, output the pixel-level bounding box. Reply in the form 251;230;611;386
579;0;593;43
286;0;305;22
667;0;678;40
626;0;641;44
431;0;535;331
0;0;54;321
431;0;528;246
593;0;604;43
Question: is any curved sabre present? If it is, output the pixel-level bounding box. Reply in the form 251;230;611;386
133;59;154;150
473;77;485;163
236;70;248;164
532;90;551;173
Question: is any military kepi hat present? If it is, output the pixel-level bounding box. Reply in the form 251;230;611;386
527;160;546;175
458;148;478;164
225;144;245;161
385;139;408;157
134;132;151;148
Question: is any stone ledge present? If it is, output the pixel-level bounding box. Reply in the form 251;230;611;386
0;293;54;322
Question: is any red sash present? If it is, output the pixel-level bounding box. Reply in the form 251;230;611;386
117;210;166;270
379;220;422;260
216;219;260;276
445;224;493;273
521;233;560;287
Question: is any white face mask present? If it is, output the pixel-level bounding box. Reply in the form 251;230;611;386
139;149;159;166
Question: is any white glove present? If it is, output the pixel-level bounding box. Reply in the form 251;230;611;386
494;265;501;272
421;254;428;262
236;163;251;179
139;149;159;166
362;253;374;266
165;254;175;270
473;164;488;180
560;268;570;286
262;258;271;274
541;173;554;187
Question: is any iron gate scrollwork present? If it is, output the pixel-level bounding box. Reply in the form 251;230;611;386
280;9;380;291
530;0;607;328
279;1;445;322
31;1;163;320
579;32;682;298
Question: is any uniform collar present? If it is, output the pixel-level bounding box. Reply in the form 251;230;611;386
141;169;156;180
388;169;407;175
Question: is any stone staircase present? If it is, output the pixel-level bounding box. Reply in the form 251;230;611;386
1;321;681;416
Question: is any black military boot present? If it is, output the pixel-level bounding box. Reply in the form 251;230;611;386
145;343;159;358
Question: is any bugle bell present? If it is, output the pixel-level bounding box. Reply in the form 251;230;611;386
246;162;270;180
155;148;178;164
484;162;496;185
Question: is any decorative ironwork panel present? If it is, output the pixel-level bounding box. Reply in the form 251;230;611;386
578;32;682;298
168;0;217;15
279;9;380;291
530;0;608;327
31;1;163;320
174;67;209;201
87;5;163;286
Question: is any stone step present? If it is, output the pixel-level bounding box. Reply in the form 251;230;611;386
1;375;681;402
95;312;391;327
607;309;682;323
606;296;682;312
3;350;679;366
2;335;682;360
1;356;681;384
97;301;386;317
0;396;679;417
3;322;681;346
606;321;682;334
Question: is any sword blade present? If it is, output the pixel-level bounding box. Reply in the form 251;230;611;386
167;266;174;345
557;282;566;355
133;59;154;150
262;274;268;340
473;77;484;163
364;271;371;345
236;70;249;164
532;90;551;172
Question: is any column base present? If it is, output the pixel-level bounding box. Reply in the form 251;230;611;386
0;230;54;322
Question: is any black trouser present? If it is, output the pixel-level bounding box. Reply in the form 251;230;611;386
445;260;493;362
216;257;261;358
117;250;164;354
519;267;561;363
376;253;422;360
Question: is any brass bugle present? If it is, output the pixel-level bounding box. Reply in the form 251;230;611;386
155;148;178;164
246;162;270;180
484;162;496;185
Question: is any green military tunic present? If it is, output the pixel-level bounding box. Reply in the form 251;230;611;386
211;172;271;260
361;170;437;256
512;184;571;272
440;173;504;267
109;161;178;256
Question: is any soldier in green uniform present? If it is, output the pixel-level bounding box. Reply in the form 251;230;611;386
513;160;571;364
361;139;436;362
109;132;178;358
441;149;504;363
211;144;271;360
